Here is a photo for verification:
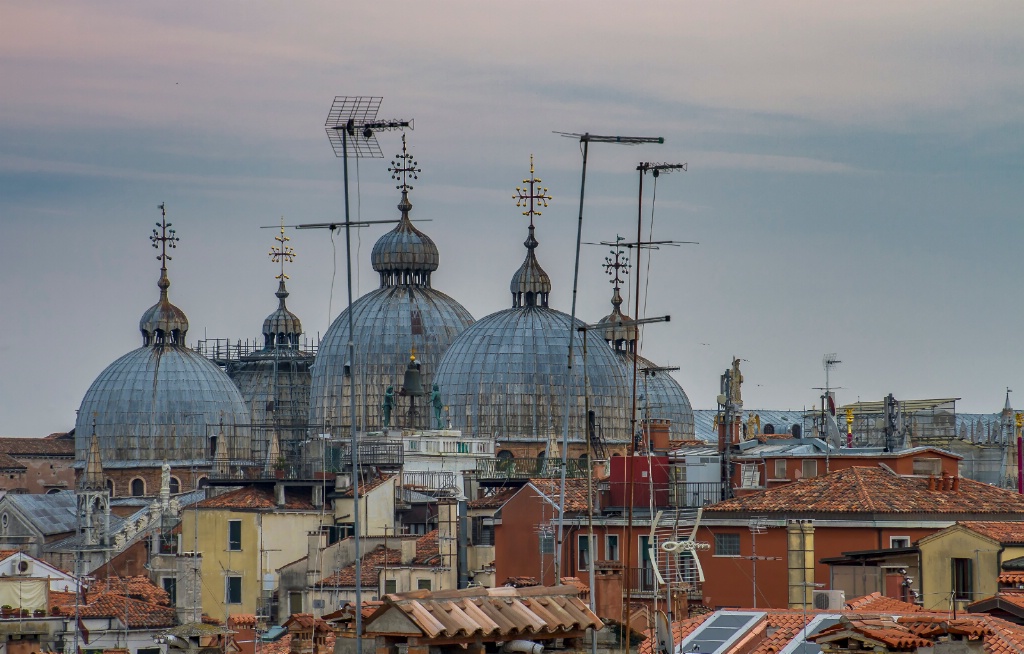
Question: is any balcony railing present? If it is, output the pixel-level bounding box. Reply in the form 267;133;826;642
669;481;731;508
474;458;589;480
207;441;404;481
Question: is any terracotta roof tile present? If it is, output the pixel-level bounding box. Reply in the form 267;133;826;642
52;591;176;629
467;487;519;509
960;521;1024;545
196;486;314;510
999;572;1024;585
706;467;1024;516
413;530;439;565
317;545;402;588
0;437;75;457
0;453;27;470
846;592;925;613
527;478;593;513
337;475;393;498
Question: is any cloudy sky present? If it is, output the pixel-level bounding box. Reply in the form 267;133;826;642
3;1;1024;436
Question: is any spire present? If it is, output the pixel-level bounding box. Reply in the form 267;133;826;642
264;218;302;348
371;135;438;286
140;204;189;346
82;421;105;491
510;156;553;308
601;235;636;351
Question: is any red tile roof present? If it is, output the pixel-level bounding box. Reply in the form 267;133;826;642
467;487;519;509
846;592;925;613
959;521;1024;545
336;475;393;498
0;453;26;470
527;478;593;513
196;486;314;510
0;437;75;457
999;572;1024;585
413;529;439;565
93;576;171;606
316;545;402;588
51;590;176;629
706;467;1024;516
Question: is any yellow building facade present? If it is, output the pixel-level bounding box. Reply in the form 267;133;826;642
181;486;325;623
917;523;1024;612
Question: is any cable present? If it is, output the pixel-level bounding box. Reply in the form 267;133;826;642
328;228;338;330
355;155;362;298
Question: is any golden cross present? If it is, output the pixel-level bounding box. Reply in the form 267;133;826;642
388;134;420;193
269;217;296;281
514;155;551;228
150;203;179;266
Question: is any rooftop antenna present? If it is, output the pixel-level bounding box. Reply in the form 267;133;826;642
552;131;665;593
744;516;781;608
323;96;411;654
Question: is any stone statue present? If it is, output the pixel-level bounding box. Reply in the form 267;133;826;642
382;386;395;428
431;383;444;430
729;357;744;406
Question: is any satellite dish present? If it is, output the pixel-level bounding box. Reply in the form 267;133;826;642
655;610;673;654
827;395;836;416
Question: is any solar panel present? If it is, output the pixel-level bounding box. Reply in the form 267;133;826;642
676;611;765;654
778;614;843;654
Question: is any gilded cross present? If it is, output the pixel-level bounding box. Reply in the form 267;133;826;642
514;155;551;228
388;134;420;192
269;217;296;281
150;203;179;266
603;235;630;291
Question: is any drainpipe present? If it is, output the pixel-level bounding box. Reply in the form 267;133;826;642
458;495;468;588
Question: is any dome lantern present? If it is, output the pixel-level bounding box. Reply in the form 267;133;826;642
139;204;189;347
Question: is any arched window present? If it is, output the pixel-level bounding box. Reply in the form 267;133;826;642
46;488;62;495
169;477;181;494
106;479;115;495
496;450;514;460
196;477;209;489
130;478;145;497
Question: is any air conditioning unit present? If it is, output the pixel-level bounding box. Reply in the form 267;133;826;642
812;589;845;610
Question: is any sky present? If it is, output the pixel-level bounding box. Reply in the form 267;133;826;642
3;1;1024;436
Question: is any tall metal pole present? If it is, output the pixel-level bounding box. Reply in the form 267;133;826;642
340;131;363;654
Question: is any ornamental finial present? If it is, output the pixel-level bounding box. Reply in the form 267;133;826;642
603;234;630;295
269;217;296;281
514;154;551;228
150;203;179;298
389;134;420;194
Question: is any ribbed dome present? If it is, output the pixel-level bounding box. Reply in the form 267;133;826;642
600;289;637;349
510;225;551;308
616;351;695;440
262;280;303;348
371;193;439;287
309;285;474;431
433;307;632;443
75;345;252;467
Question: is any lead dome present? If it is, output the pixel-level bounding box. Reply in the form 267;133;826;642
309;139;474;431
75;214;251;475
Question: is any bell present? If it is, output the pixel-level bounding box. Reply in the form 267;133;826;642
401;356;424;397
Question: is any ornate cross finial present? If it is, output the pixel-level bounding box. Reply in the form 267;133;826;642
388;134;420;193
269;217;296;281
514;155;551;228
604;234;630;291
150;203;179;269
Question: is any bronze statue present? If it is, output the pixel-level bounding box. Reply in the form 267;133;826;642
382;385;395;428
431;383;444;430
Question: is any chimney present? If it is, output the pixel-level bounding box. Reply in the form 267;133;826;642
437;498;459;590
175;552;203;625
593;561;624;621
787;520;815;609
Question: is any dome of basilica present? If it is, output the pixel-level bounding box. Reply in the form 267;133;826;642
309;144;474;432
75;218;251;469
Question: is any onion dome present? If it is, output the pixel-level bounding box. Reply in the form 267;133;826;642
434;157;632;445
309;137;474;431
228;225;313;432
75;209;251;473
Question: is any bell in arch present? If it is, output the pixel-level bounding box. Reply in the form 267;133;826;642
401;354;424;397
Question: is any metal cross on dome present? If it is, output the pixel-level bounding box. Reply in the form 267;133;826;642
388;134;420;193
514;155;552;227
151;203;179;266
603;234;630;291
269;217;296;281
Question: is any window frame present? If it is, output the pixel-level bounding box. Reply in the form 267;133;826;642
953;558;973;601
225;575;242;604
889;536;911;549
227;519;242;551
714;533;741;557
416;578;432;591
605;534;620;561
773;459;787;480
577;534;595;570
801;459;818;479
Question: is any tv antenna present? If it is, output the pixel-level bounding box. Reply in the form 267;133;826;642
323;95;411;654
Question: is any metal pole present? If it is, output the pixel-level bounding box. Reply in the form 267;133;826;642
341;130;363;654
556;136;590;581
1016;413;1022;494
580;327;598;654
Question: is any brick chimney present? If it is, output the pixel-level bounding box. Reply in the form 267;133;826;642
593;561;624;621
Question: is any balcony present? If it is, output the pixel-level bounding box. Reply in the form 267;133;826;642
622;567;702;599
207;440;404;482
474;458;589;480
669;481;730;508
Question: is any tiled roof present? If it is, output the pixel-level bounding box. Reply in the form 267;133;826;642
0;437;75;457
960;521;1024;545
467;487;519;510
1000;572;1024;585
705;467;1024;516
283;613;332;631
0;453;26;470
196;486;314;511
94;576;172;606
527;478;593;513
51;591;176;629
336;474;393;498
638;613;713;654
316;545;402;588
413;529;439;565
259;634;291;654
846;592;925;613
364;585;601;640
228;614;259;628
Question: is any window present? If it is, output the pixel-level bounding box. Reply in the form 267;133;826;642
384;579;397;595
162;578;177;606
106;479;115;495
578;534;595;569
801;460;818;479
913;457;942;476
228;520;242;551
889;536;911;549
130;478;145;497
472;518;494;546
714;533;741;557
169;477;180;494
773;459;787;479
539;531;554;554
417;579;432;591
605;535;620;561
457;442;470;454
226;576;242;604
137;648;161;654
953;558;973;601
